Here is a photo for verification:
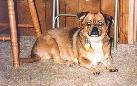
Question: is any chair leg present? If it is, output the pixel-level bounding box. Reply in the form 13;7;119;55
8;0;20;68
28;0;42;37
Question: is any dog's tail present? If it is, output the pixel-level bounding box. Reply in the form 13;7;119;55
20;53;41;63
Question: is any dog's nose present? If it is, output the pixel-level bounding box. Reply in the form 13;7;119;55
90;27;99;36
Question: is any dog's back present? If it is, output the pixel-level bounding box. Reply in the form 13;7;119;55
20;27;81;64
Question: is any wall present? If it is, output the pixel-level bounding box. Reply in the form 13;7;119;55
60;0;101;27
0;0;46;36
0;0;129;43
119;0;129;43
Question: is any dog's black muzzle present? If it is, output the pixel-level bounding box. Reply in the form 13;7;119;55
90;26;99;36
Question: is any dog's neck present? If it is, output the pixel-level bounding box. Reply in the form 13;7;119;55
79;30;110;51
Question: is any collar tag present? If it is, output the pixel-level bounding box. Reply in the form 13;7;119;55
84;39;91;51
84;43;90;51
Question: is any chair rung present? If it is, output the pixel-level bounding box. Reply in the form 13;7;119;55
0;23;34;28
0;36;11;41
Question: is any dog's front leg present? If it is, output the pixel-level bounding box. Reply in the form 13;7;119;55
102;55;118;72
102;42;118;72
78;57;100;75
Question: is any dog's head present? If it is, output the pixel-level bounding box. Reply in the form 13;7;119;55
77;12;113;41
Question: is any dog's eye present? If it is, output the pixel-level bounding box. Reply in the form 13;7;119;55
98;21;104;26
87;22;91;26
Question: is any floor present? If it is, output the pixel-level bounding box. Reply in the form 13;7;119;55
0;36;137;86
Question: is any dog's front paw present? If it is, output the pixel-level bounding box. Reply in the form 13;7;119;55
92;68;100;75
66;61;75;67
108;68;118;72
93;71;100;75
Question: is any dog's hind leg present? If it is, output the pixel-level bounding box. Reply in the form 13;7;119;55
47;38;66;64
20;53;41;64
51;47;66;64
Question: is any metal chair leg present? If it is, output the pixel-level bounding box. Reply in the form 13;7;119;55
114;0;119;49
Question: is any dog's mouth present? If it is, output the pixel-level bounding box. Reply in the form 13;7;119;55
88;26;103;42
90;35;99;37
89;26;101;37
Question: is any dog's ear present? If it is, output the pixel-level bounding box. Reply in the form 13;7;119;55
103;14;114;29
106;16;113;26
77;12;89;21
103;14;114;39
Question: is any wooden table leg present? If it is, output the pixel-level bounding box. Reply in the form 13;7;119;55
28;0;42;37
8;0;20;68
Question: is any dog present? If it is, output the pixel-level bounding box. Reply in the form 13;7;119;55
20;12;118;74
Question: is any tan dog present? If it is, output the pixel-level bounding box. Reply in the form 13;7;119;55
20;12;118;74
